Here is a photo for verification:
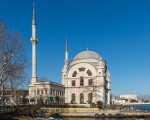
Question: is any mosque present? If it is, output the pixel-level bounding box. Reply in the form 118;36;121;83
62;44;111;105
29;3;111;105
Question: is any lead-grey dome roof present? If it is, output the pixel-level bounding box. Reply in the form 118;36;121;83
74;50;101;60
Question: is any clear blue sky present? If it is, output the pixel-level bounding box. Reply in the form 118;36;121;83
0;0;150;97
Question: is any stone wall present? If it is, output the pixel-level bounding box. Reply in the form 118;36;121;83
41;107;120;117
42;107;150;117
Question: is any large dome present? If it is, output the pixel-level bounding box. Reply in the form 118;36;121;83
74;50;101;60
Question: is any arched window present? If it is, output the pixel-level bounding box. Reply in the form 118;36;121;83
72;93;76;103
80;93;84;104
88;79;93;86
80;76;84;86
86;69;92;76
72;71;77;77
72;80;76;86
88;93;93;104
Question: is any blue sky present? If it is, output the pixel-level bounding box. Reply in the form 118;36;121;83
0;0;150;97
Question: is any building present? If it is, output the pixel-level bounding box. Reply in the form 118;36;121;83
28;2;111;105
111;95;126;105
120;94;138;101
29;81;65;104
111;94;138;105
28;3;65;104
62;45;111;105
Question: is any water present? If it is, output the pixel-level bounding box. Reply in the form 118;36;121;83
131;104;150;112
122;104;150;112
64;118;150;120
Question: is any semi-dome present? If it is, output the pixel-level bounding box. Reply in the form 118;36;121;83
74;50;101;60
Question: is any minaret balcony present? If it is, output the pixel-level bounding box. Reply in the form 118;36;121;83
31;38;38;44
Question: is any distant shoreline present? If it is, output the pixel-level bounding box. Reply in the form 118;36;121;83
124;103;150;105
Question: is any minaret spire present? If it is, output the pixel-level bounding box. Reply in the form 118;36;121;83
65;37;68;62
62;37;69;86
32;1;36;25
31;1;37;41
31;1;38;84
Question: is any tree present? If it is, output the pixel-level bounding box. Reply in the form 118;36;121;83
30;98;35;103
84;79;103;105
55;96;60;104
130;99;138;103
0;20;28;105
97;100;103;106
36;77;49;104
21;90;29;104
22;97;29;104
37;95;44;106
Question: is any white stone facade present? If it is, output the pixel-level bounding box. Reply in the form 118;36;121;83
62;50;111;105
29;82;65;104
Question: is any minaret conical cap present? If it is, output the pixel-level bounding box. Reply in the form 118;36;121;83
32;2;36;25
66;37;68;52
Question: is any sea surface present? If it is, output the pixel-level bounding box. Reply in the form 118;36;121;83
122;104;150;112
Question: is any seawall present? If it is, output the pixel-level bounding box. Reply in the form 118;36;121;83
41;107;150;118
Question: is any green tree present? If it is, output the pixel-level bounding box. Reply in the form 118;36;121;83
97;100;103;106
130;99;137;103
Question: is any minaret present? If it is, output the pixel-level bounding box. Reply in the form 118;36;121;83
31;2;38;84
62;38;69;85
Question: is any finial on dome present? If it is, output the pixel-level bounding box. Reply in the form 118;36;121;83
86;47;89;51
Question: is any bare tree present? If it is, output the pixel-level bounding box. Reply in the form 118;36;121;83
28;77;52;105
83;79;103;105
0;20;29;105
33;77;49;105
